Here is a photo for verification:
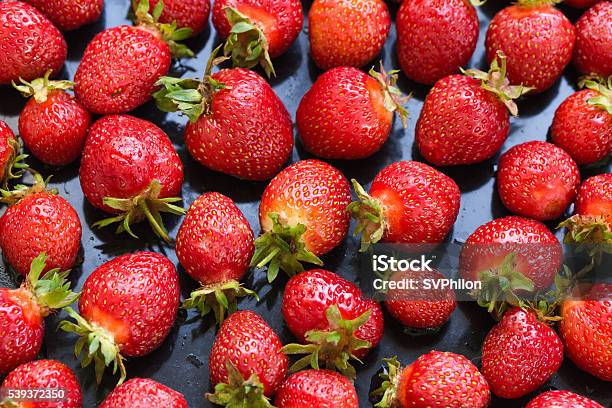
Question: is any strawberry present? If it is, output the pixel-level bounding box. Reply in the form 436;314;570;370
396;0;479;85
177;192;257;325
79;114;185;242
59;252;181;384
416;52;532;166
250;160;351;280
308;0;390;70
0;121;27;188
275;369;359;408
207;310;288;407
1;359;82;407
573;1;612;77
497;141;580;221
296;65;409;160
485;0;576;93
23;0;103;31
13;70;91;166
372;352;490;408
281;269;384;378
100;378;187;408
74;0;193;114
148;0;211;37
349;161;460;250
526;390;605;408
0;254;79;375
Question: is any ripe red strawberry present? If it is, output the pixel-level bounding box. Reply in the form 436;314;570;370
100;378;187;408
526;390;605;408
497;141;580;221
372;352;490;407
1;359;82;407
396;0;479;85
74;1;193;114
207;310;288;406
59;252;181;384
0;1;67;85
23;0;103;31
275;369;359;408
416;52;532;166
0;121;26;188
485;0;576;93
251;160;351;280
149;0;211;36
308;0;390;70
564;0;603;8
296;65;409;160
79;114;184;242
573;1;612;77
281;269;384;378
481;307;563;399
349;161;460;250
13;71;91;166
0;254;79;375
177;192;256;324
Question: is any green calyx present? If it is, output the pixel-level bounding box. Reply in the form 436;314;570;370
0;170;52;205
581;76;612;115
370;356;402;408
369;62;411;128
250;212;323;283
206;361;274;408
559;214;612;244
281;305;372;379
347;179;385;252
0;137;28;190
462;51;533;116
12;70;73;104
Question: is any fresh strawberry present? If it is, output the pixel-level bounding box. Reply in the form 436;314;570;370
0;254;79;375
177;192;256;324
497;141;580;221
308;0;390;70
207;310;288;407
296;65;409;159
275;369;359;408
250;160;351;280
74;0;193;114
349;161;460;250
100;378;187;408
59;252;181;384
281;269;384;378
0;121;27;188
526;390;605;408
396;0;479;85
416;52;532;165
148;0;211;36
79;114;184;242
573;1;612;77
372;352;490;408
23;0;103;31
564;0;603;8
485;0;575;93
13;70;91;166
212;0;303;76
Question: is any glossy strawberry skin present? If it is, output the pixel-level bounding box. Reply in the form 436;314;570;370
397;0;478;85
275;369;359;408
497;141;580;221
573;1;612;77
308;0;390;69
526;390;605;408
0;121;17;181
23;0;103;31
79;115;183;214
0;1;67;84
100;378;187;408
209;310;288;397
185;68;293;181
485;4;575;93
416;75;509;165
19;90;91;166
574;173;612;226
79;252;180;357
150;0;210;36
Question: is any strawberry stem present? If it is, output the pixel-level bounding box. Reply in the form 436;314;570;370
369;62;411;127
206;361;274;407
0;169;51;205
12;70;73;103
371;356;402;408
0;137;28;190
347;179;386;252
581;76;612;114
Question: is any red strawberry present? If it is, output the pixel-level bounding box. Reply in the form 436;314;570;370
416;52;532;166
79;114;184;242
396;0;479;85
100;378;187;408
296;65;409;160
497;141;580;221
0;1;67;85
485;0;576;93
1;359;82;407
251;160;351;280
177;192;257;324
308;0;390;70
573;1;612;77
149;0;211;36
281;269;384;378
0;121;26;188
207;310;288;406
275;369;359;408
14;71;91;166
59;252;181;384
526;390;605;408
349;161;460;250
372;352;490;408
564;0;603;8
23;0;103;31
0;254;79;375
